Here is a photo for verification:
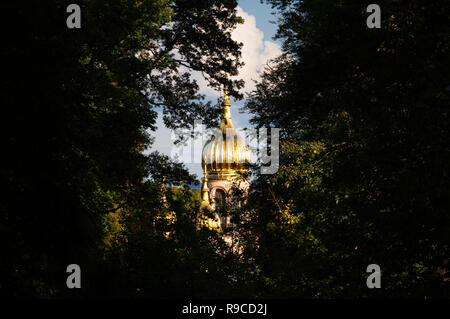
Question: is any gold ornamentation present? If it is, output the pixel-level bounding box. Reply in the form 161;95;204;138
201;85;250;179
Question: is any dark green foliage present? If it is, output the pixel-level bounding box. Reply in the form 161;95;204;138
243;0;450;297
0;0;243;297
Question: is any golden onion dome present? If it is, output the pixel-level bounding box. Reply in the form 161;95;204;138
201;85;250;179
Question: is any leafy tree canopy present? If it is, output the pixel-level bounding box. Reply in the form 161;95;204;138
244;0;450;297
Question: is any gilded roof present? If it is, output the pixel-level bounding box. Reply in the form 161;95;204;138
201;86;249;177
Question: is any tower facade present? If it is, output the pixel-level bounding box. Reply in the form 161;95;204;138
198;85;250;239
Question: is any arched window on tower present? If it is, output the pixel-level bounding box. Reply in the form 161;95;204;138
214;189;226;210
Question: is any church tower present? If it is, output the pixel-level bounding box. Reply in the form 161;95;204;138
197;85;250;240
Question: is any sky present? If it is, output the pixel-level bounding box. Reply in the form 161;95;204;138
147;1;282;180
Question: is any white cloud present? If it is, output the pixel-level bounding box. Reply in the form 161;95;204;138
231;7;282;94
190;6;282;98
